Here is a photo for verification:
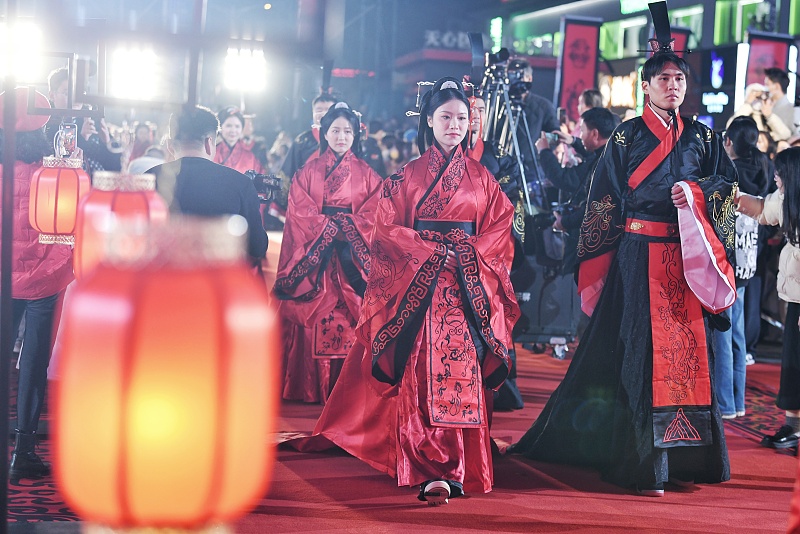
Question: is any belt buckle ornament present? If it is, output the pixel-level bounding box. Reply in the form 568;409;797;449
629;221;644;231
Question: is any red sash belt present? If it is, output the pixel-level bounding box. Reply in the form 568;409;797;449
625;218;678;238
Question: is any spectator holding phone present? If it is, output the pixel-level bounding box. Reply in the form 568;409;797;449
731;82;794;142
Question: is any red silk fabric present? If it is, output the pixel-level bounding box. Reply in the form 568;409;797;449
648;241;711;410
214;140;264;174
628;105;684;190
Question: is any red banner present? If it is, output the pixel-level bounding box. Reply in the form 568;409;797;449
554;17;602;125
746;31;793;87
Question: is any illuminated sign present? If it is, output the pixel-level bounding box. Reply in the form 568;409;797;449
490;17;503;53
599;72;637;109
620;0;650;15
710;51;724;89
702;92;730;114
424;30;471;50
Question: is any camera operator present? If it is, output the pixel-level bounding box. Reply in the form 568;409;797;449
46;67;122;176
535;107;619;273
731;82;793;142
147;105;268;265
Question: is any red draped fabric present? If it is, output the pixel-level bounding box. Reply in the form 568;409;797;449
274;149;382;403
214;140;264;175
296;145;518;494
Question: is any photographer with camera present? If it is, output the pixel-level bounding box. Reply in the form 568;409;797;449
147;105;268;264
535;107;619;274
731;81;794;142
46;67;122;176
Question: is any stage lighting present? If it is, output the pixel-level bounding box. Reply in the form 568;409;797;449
224;48;268;92
0;21;43;83
109;46;159;100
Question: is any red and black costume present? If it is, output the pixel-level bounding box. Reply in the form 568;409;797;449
509;104;738;489
274;148;382;403
294;144;518;493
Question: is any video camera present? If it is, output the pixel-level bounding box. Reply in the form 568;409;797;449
244;170;282;203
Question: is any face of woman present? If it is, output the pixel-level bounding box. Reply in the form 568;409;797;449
427;99;469;155
758;132;769;153
324;116;355;157
220;116;243;146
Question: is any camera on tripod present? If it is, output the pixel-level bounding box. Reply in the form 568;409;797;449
244;170;282;203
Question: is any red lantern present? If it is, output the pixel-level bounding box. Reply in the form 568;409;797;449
56;217;280;529
29;156;91;245
74;172;169;280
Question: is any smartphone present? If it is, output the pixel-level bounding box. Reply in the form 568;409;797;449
557;107;567;125
544;132;560;144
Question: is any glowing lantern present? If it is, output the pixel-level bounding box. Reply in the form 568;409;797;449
74;172;169;280
29;156;91;245
56;216;280;530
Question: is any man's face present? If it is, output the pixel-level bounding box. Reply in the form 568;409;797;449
312;101;334;127
579;119;600;152
50;80;70;110
764;76;781;98
642;62;686;112
470;98;486;136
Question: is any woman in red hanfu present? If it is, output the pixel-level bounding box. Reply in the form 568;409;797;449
292;77;518;505
274;103;383;403
214;106;264;174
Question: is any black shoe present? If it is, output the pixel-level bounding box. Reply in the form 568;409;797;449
9;451;51;482
760;425;799;449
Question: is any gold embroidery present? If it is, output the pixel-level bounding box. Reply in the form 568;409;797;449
498;174;511;184
614;131;627;146
513;200;525;242
629;221;644;231
709;189;736;249
578;194;622;256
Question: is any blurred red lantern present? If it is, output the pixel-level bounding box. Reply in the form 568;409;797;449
29;156;91;245
56;217;280;529
74;172;169;280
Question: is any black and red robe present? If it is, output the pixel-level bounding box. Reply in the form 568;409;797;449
510;105;738;490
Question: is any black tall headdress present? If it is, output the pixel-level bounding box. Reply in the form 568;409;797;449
648;1;674;54
642;1;691;55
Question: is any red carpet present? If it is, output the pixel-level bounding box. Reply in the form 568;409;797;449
6;346;796;532
237;350;797;534
6;232;797;531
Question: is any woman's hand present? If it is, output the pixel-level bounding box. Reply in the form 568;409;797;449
671;183;688;209
444;249;458;271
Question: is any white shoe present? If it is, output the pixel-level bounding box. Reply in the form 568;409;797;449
736;410;746;417
422;480;450;506
745;353;755;366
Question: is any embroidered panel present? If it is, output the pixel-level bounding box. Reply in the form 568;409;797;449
427;267;482;427
577;194;622;257
274;217;339;295
371;244;447;358
335;213;371;274
313;298;356;359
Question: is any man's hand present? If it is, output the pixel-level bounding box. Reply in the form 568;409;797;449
81;117;97;140
535;132;550;153
96;118;111;145
552;130;574;145
553;211;565;232
671;183;688;208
